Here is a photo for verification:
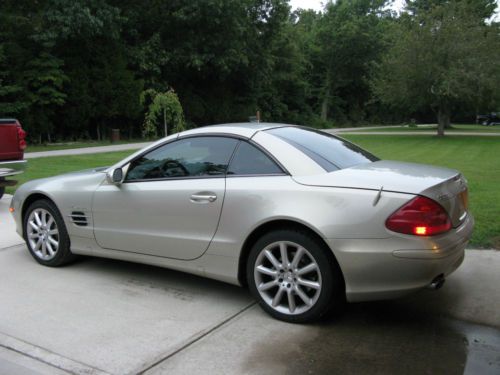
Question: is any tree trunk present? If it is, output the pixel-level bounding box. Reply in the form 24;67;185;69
163;108;167;137
437;104;450;136
320;72;331;121
96;124;101;141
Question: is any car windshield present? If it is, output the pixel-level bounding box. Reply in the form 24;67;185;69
266;126;379;171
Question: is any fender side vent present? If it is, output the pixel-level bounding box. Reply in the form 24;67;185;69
70;211;88;227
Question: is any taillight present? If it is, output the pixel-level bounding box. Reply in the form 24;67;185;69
385;196;451;236
17;125;27;150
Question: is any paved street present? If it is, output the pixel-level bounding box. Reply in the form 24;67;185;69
24;142;152;159
329;130;500;136
326;129;500;137
325;127;500;136
18;126;500;162
0;194;499;375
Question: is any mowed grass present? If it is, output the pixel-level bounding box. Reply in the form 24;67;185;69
5;135;499;248
343;135;500;248
5;151;131;195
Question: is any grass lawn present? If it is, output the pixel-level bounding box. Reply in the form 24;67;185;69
343;135;500;249
6;135;499;249
5;151;131;195
356;124;500;133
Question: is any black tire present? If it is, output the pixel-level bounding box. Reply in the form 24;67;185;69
247;228;345;323
0;177;5;200
23;199;76;267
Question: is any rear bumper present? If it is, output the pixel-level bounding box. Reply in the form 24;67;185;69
327;213;474;302
0;159;27;180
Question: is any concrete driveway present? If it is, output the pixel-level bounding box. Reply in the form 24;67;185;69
0;194;499;375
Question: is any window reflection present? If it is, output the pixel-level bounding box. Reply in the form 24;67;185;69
267;127;379;171
126;137;238;181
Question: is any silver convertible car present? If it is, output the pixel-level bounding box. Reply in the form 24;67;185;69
10;123;473;323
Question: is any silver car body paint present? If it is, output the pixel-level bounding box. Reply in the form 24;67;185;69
10;123;474;301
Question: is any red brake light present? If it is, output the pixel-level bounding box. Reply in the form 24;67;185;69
386;196;451;236
17;125;27;151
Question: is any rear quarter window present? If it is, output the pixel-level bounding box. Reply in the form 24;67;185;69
227;141;284;175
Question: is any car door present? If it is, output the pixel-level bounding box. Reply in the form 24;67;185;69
92;136;239;260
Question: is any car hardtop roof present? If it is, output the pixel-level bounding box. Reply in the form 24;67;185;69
179;122;296;138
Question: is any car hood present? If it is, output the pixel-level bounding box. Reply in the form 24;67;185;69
37;166;108;183
293;160;468;227
14;167;108;201
61;166;108;176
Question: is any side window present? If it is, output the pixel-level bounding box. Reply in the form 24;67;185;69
126;137;238;181
227;141;283;176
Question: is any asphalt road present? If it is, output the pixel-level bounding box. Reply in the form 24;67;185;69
0;194;499;375
24;142;152;159
20;126;500;160
330;131;500;136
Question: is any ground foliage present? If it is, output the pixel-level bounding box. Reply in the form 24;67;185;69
0;0;499;141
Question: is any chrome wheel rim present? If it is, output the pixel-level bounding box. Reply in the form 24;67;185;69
254;241;322;315
27;208;59;261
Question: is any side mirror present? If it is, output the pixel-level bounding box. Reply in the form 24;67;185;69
107;168;124;185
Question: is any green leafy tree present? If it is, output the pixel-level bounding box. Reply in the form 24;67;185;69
40;0;142;139
24;52;68;142
373;0;500;135
313;0;390;123
0;46;29;116
116;0;301;125
141;89;185;138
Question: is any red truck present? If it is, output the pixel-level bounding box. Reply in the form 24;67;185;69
0;119;27;200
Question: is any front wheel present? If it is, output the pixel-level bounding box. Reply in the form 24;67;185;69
0;177;5;200
247;229;344;323
23;200;76;266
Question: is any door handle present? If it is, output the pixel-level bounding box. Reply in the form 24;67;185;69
190;193;217;203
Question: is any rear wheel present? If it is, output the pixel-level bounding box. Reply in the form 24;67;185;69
247;229;344;323
23;200;76;266
0;178;5;200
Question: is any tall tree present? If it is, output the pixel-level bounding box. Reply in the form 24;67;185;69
313;0;390;123
24;52;67;142
41;0;142;140
373;0;500;135
0;46;28;116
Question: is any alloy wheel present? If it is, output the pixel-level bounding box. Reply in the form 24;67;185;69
254;241;322;315
27;208;60;261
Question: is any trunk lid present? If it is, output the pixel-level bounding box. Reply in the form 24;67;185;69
293;160;469;228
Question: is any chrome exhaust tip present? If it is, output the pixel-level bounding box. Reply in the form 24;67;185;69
428;275;445;290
